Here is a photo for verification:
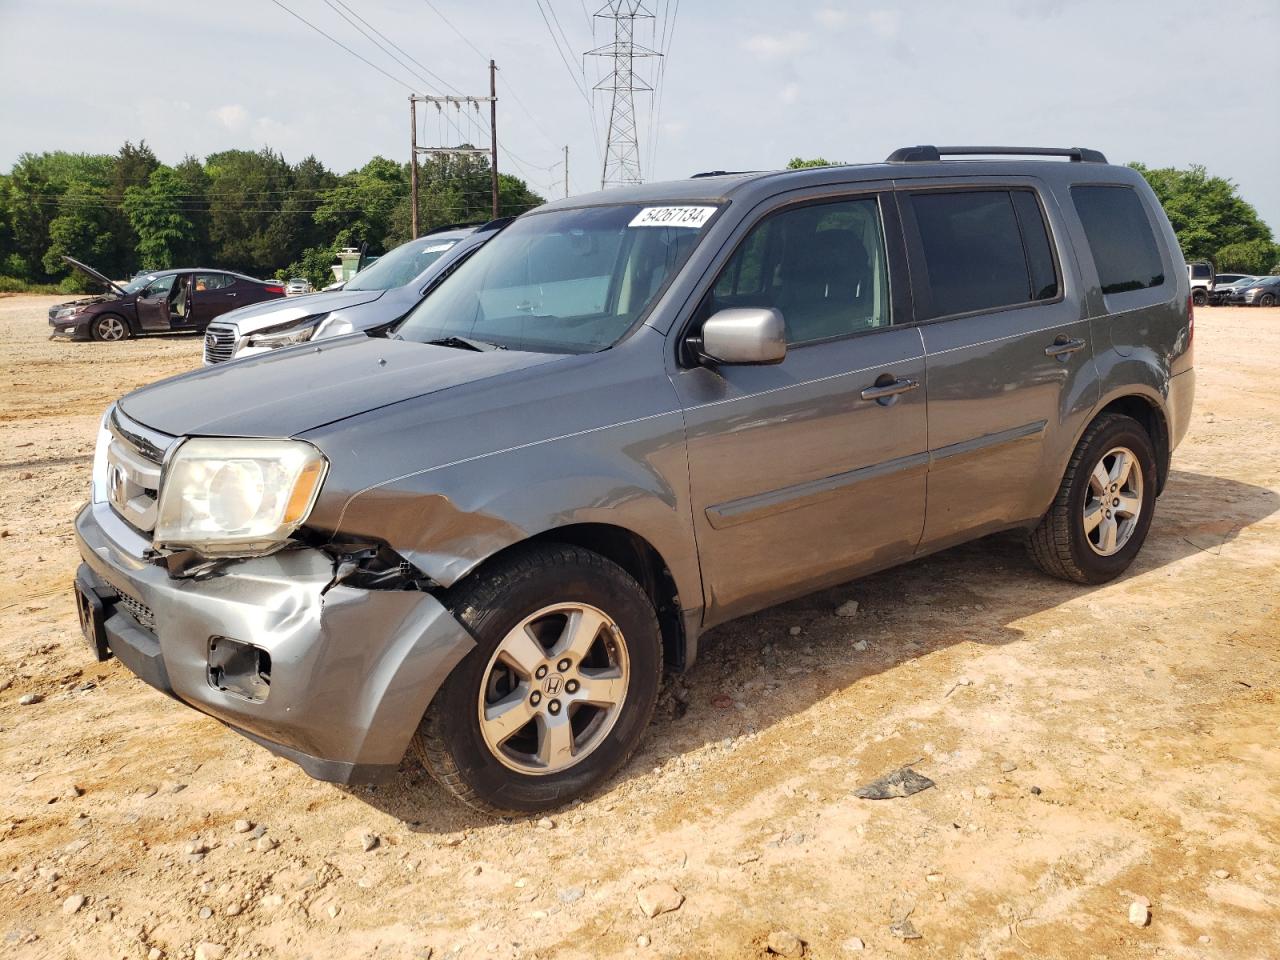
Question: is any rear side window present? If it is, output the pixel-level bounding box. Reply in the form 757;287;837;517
195;273;234;291
906;189;1059;320
1071;185;1166;294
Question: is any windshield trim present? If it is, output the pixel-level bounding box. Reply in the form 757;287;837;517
394;200;726;355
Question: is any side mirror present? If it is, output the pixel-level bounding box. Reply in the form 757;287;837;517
696;307;786;365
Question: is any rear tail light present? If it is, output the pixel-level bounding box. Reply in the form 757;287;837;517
1187;291;1195;345
264;285;285;294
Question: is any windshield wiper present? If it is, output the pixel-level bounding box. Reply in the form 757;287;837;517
425;335;506;352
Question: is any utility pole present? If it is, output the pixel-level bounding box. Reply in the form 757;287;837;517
409;95;419;238
588;1;660;189
564;145;569;198
408;73;499;227
489;60;499;219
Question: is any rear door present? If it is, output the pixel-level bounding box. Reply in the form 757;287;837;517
898;182;1098;550
189;273;238;327
672;188;928;625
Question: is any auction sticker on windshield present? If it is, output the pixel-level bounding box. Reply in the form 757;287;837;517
629;206;716;229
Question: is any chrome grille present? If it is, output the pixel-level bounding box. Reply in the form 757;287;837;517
116;591;156;633
106;411;169;535
203;324;238;364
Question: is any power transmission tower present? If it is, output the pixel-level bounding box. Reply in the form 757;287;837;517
408;61;499;237
587;2;660;190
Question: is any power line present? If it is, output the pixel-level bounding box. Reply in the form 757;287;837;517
534;0;603;168
647;0;678;176
419;0;487;62
266;0;417;92
325;0;457;95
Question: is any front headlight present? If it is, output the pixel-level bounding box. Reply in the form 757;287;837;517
154;438;327;557
56;306;83;319
244;313;329;349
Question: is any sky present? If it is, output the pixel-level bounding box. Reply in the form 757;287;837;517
1;0;1278;230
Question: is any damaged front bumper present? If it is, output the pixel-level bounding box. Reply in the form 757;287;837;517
74;501;476;784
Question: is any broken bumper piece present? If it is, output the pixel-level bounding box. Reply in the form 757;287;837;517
74;501;476;784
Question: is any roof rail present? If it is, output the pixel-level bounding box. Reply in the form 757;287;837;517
689;170;757;178
886;145;1107;164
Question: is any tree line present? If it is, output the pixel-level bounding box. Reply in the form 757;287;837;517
0;141;545;292
787;157;1280;276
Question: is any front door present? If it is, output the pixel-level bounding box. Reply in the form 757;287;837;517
671;191;928;626
135;274;177;331
897;184;1099;550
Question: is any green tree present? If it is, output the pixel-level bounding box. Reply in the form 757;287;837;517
1215;239;1280;275
123;166;197;269
41;183;116;275
315;156;408;254
204;147;294;276
1129;163;1274;267
787;157;839;169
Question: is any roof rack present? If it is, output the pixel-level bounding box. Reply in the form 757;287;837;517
689;170;757;178
886;145;1107;164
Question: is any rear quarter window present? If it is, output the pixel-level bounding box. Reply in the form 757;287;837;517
1071;185;1166;294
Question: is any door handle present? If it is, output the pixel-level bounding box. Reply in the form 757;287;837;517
860;377;920;402
1045;336;1086;358
226;292;238;297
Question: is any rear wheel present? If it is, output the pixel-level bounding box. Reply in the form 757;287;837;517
1027;413;1158;584
1192;289;1208;307
90;314;130;342
413;543;662;815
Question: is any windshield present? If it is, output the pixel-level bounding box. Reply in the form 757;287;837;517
345;237;461;291
396;203;717;353
122;274;158;294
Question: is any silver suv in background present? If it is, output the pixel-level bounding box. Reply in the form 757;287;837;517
202;220;511;363
74;146;1193;815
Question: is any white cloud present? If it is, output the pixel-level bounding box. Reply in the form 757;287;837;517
814;8;848;29
866;9;902;39
213;104;249;132
779;82;800;105
741;31;810;59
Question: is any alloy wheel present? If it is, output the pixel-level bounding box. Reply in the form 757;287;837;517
97;317;125;341
1084;446;1143;556
477;603;629;775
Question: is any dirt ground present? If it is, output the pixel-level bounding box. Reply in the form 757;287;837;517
0;294;1276;960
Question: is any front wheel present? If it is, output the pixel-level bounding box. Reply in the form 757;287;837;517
413;543;662;815
91;314;130;342
1260;293;1277;307
1027;413;1158;584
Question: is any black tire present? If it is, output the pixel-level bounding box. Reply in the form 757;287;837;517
90;313;131;342
1027;413;1158;585
413;543;662;816
1261;293;1277;307
1192;289;1208;307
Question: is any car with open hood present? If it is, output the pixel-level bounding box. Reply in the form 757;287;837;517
73;146;1194;815
202;219;511;364
49;257;286;342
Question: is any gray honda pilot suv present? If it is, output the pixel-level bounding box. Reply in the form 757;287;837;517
74;146;1195;815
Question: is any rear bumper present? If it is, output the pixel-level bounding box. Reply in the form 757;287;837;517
1168;367;1195;453
75;501;476;784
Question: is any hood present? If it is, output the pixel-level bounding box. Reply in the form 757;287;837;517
217;287;386;333
62;256;127;296
118;335;562;437
50;294;114;313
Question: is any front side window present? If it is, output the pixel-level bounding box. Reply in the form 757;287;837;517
908;189;1058;319
397;204;715;353
1072;185;1166;295
346;237;461;291
709;197;890;344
